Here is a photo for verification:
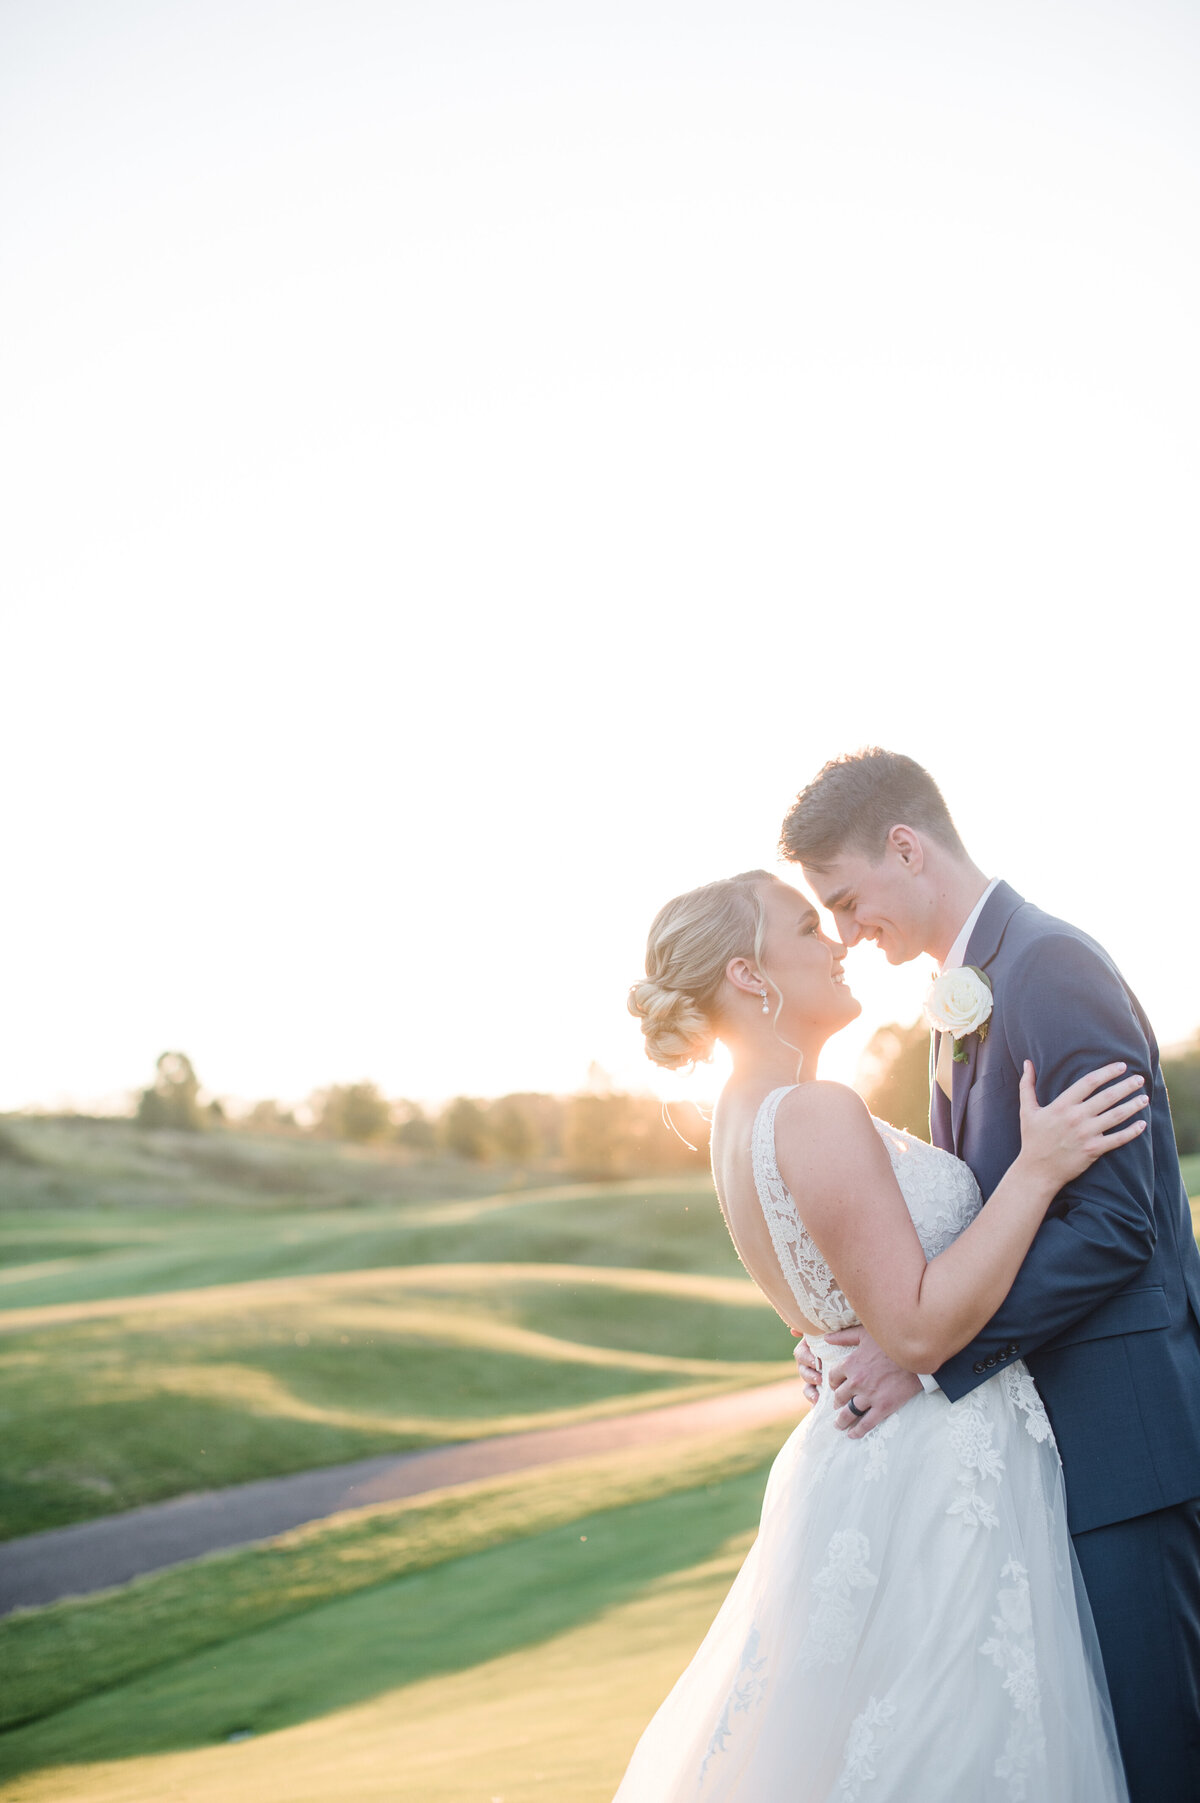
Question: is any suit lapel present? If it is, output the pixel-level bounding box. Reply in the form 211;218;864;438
951;1029;982;1155
949;881;1025;1156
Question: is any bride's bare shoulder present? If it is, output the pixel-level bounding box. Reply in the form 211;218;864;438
775;1080;874;1130
774;1082;888;1189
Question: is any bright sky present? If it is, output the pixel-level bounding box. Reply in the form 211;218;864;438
3;0;1198;1116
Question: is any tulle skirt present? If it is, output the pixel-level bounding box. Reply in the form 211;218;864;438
613;1345;1128;1802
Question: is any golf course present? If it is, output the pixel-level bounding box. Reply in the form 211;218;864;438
0;1117;809;1800
3;1120;1197;1801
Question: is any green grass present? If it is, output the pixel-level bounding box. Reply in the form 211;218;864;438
0;1120;729;1316
0;1507;749;1803
0;1120;777;1537
0;1119;790;1795
0;1499;759;1798
0;1420;786;1764
0;1179;746;1318
0;1538;735;1800
0;1263;786;1539
0;1116;543;1215
0;1177;733;1313
0;1124;1195;1799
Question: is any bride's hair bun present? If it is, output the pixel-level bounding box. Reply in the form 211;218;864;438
627;976;714;1071
628;870;777;1072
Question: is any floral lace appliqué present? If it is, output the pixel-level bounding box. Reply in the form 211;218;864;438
752;1088;858;1329
862;1412;901;1482
979;1559;1046;1800
947;1391;1005;1530
699;1626;768;1783
750;1093;984;1332
839;1696;898;1799
1001;1365;1055;1447
871;1121;984;1258
800;1530;878;1668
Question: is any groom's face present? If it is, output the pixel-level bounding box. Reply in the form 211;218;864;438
801;846;926;966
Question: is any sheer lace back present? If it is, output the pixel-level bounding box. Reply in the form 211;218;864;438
751;1087;858;1330
750;1085;984;1332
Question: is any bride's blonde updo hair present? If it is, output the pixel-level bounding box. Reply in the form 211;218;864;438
628;870;779;1070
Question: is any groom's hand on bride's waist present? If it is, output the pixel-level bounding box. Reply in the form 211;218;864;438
792;1332;824;1404
795;1328;923;1439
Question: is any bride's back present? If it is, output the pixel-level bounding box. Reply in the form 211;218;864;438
709;1083;824;1335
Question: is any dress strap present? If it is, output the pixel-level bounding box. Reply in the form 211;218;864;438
750;1086;798;1187
750;1084;858;1331
750;1086;808;1314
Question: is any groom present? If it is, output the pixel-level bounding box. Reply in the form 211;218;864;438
781;749;1200;1803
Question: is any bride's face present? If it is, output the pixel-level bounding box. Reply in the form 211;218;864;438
755;881;862;1034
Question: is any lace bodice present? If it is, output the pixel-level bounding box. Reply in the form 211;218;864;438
751;1085;985;1331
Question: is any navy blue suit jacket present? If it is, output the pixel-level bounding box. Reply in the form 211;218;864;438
931;882;1200;1534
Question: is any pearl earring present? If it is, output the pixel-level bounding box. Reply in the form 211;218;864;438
760;988;770;1014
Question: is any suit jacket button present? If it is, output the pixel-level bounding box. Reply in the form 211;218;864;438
986;1354;997;1368
973;1360;985;1374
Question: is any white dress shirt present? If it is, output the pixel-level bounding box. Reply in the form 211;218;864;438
939;877;1000;976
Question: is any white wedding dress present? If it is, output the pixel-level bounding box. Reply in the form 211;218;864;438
613;1088;1129;1803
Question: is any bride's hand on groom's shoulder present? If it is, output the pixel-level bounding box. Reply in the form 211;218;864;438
1017;1059;1149;1193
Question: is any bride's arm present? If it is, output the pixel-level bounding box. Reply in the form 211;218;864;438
775;1065;1146;1374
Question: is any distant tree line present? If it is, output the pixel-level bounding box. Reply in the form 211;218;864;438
1163;1034;1200;1154
133;1027;1200;1177
133;1054;711;1178
857;1020;933;1141
136;1053;211;1131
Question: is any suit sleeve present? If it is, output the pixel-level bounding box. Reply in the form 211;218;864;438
933;932;1157;1403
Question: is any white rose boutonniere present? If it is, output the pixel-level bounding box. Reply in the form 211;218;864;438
922;966;994;1064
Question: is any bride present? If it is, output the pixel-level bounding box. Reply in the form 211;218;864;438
617;869;1139;1802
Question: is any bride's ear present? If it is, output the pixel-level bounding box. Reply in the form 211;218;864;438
725;956;763;998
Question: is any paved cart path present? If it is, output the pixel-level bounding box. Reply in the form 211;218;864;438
0;1380;802;1616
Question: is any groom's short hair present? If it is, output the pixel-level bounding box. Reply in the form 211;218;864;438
779;748;966;869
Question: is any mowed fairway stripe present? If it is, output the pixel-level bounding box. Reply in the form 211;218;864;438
0;1382;800;1612
0;1260;769;1334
